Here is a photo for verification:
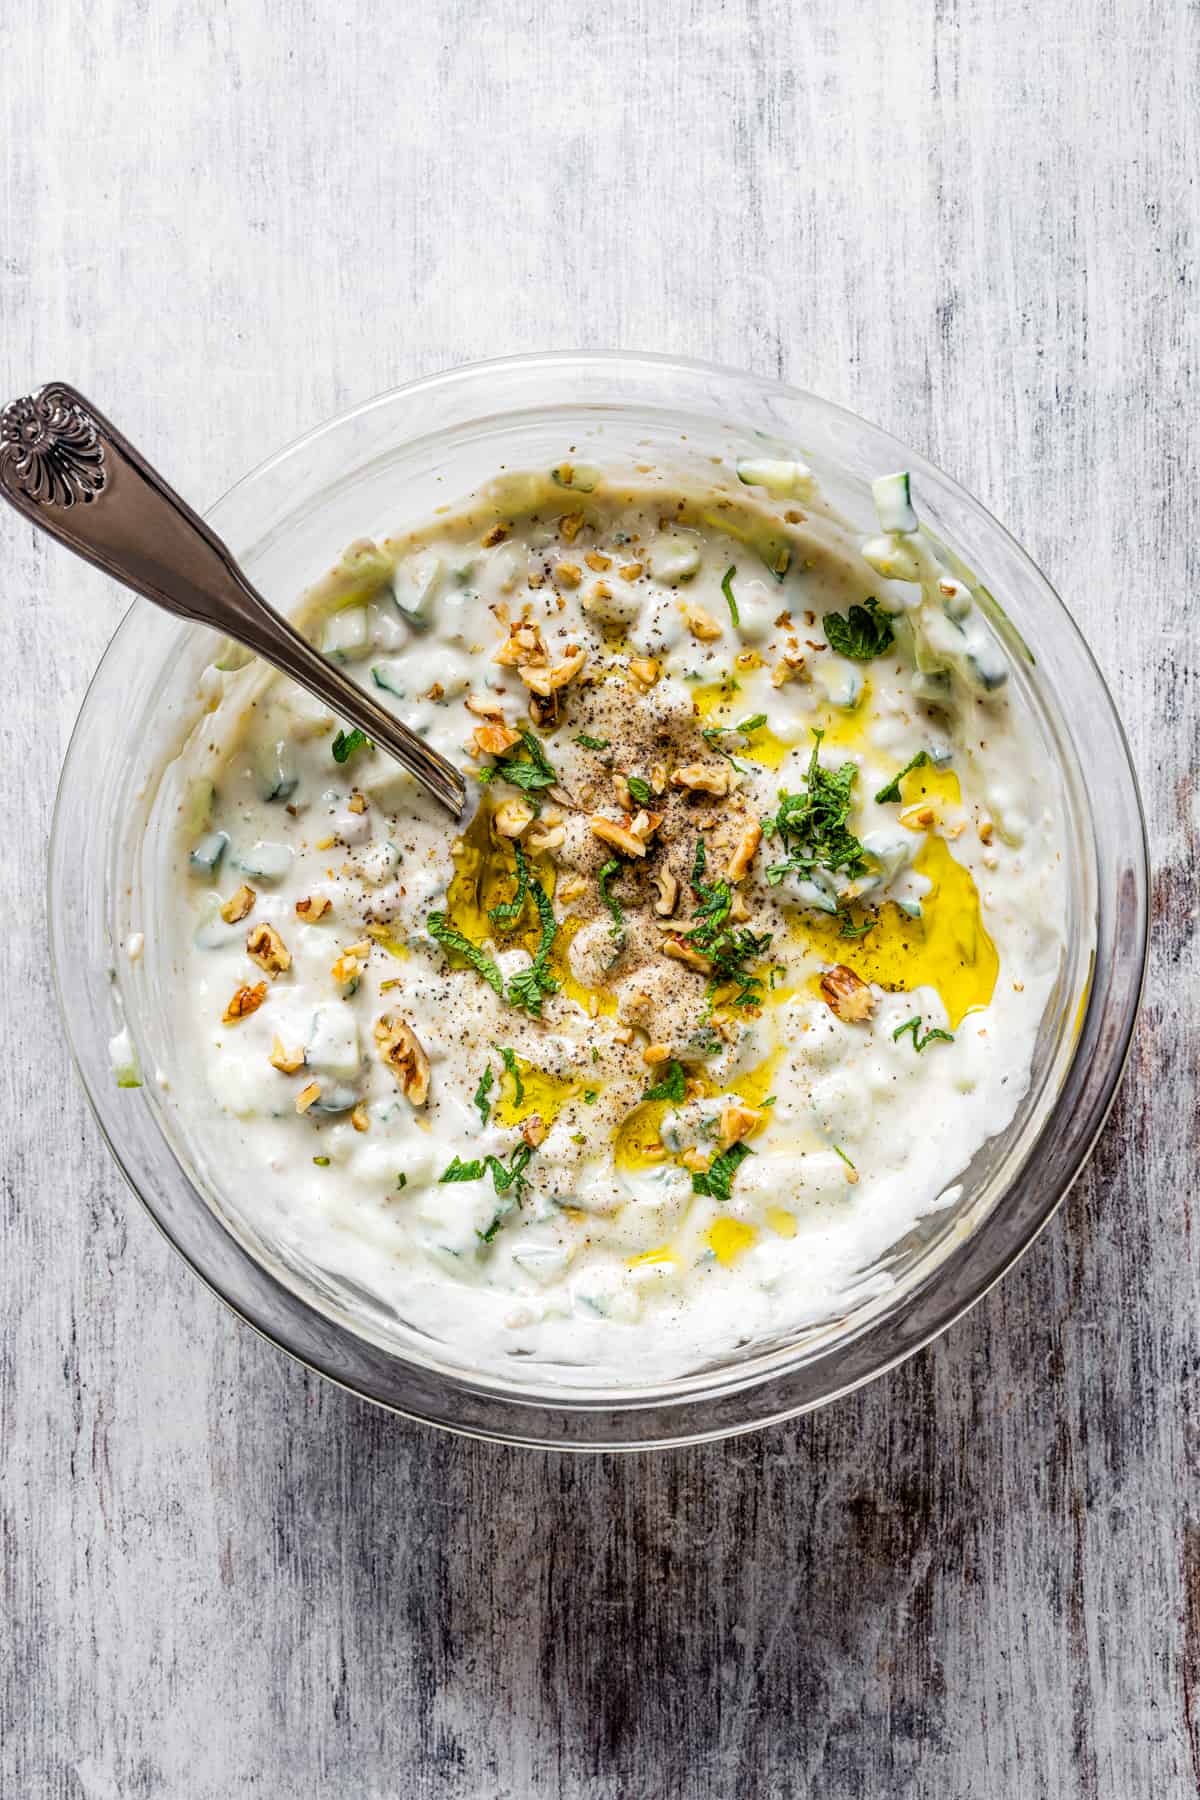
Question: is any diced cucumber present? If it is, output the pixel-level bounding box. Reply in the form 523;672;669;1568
311;1082;360;1115
108;1027;142;1089
371;662;406;700
965;646;1009;693
648;534;703;583
306;1006;361;1080
192;895;244;949
322;606;369;662
255;739;298;802
185;778;216;834
911;670;953;702
189;830;229;876
872;471;918;534
391;557;444;629
512;1243;572;1285
938;578;972;623
814;662;864;710
214;640;253;673
236;841;293;883
357;840;401;887
896;898;924;919
735;457;812;498
333;541;394;606
283;689;335;739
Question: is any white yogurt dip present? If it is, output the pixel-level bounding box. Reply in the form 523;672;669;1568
157;458;1065;1381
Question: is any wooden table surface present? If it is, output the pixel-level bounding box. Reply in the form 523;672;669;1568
2;3;1195;1794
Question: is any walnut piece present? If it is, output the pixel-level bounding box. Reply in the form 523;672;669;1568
718;1103;764;1150
590;814;651;858
682;602;723;641
725;820;762;881
554;560;582;588
628;657;660;691
295;1080;321;1114
481;523;509;547
374;1014;431;1105
220;884;256;924
671;762;732;796
521;1114;547;1148
331;940;371;985
222;982;267;1025
526;820;566;853
819;964;877;1022
351;1103;370;1133
295;894;332;921
662;937;714;974
493;621;546;666
585;551;612;573
466;692;507;719
519;648;588;696
495;797;535;838
472;721;522;757
246;923;292;977
652;866;679;917
269;1035;306;1074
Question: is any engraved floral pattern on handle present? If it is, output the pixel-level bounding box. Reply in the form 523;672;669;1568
0;384;106;507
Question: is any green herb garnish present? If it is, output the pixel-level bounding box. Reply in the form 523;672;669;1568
738;713;767;734
838;911;877;940
575;733;610;751
875;750;931;805
440;1155;485;1182
395;1172;408;1190
721;564;740;628
331;727;372;764
473;1066;494;1126
489;840;529;928
627;774;652;806
643;1060;687;1104
598;858;625;942
505;880;559;1015
427;912;505;998
583;1089;598;1103
686;836;770;1010
476;1144;537;1242
823;598;895;660
833;1144;857;1174
477;728;558;806
313;1155;331;1167
496;1046;525;1106
892;1016;955;1052
764;729;868;888
692;1141;752;1201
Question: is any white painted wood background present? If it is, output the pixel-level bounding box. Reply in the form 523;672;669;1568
2;1;1196;1794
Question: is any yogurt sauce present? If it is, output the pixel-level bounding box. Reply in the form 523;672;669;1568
160;457;1065;1382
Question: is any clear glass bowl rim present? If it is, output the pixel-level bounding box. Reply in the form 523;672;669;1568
49;349;1150;1451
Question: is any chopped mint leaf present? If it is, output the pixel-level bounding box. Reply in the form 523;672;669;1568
764;729;868;888
496;1046;525;1107
440;1156;485;1182
489;841;530;928
738;713;767;734
395;1172;408;1190
823;597;895;661
627;774;652;806
331;727;372;764
574;733;610;751
473;1065;494;1126
691;1140;752;1201
875;750;931;805
893;1016;955;1052
644;1060;686;1104
598;858;625;942
506;880;559;1015
720;564;740;628
427;912;505;997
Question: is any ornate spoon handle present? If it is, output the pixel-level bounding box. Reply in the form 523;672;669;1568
0;382;466;817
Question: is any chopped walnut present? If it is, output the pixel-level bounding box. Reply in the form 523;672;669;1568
819;964;877;1022
650;762;668;793
771;651;807;687
558;872;587;904
642;1042;672;1065
652;867;679;917
466;692;507;719
423;682;445;702
629;809;663;845
222;982;267;1024
672;762;732;796
472;720;522;757
495;797;535;837
295;894;332;921
220;884;256;924
681;1148;711;1174
728;890;751;923
978;818;995;844
590;814;650;858
725;820;762;881
351;1103;370;1133
683;602;723;641
526;820;566;853
269;1036;306;1074
628;657;660;691
521;1114;547;1148
493;621;546;666
619;562;643;581
718;1103;764;1150
559;511;585;542
347;791;368;815
662;937;714;974
584;551;611;573
554;560;582;588
295;1080;321;1114
331;940;371;985
246;923;292;977
374;1014;431;1105
582;579;613;613
519;648;588;696
481;523;509;547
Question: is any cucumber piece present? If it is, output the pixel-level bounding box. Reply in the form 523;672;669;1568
186;778;216;834
322;606;369;662
255;739;298;802
648;534;703;583
371;662;406;700
306;1006;361;1080
311;1082;360;1115
872;471;918;534
189;830;229;876
896;898;924;919
236;841;293;883
512;1243;572;1285
214;640;253;673
966;645;1009;692
735;457;812;498
911;670;953;702
391;557;444;629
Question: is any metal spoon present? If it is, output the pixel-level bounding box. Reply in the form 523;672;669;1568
0;381;467;817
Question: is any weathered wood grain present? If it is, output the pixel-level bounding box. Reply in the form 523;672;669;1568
1;0;1196;1794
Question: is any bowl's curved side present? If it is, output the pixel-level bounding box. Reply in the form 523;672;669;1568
47;354;1150;1449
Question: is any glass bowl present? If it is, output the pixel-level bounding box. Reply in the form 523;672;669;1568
49;352;1148;1450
